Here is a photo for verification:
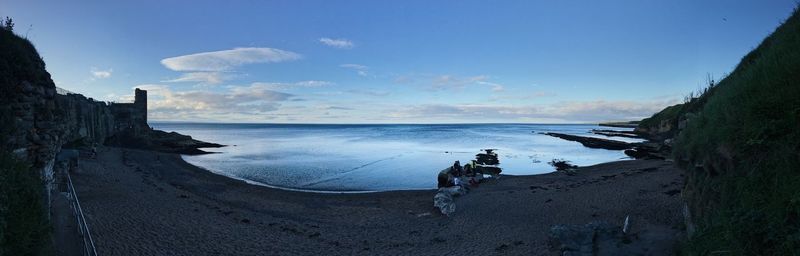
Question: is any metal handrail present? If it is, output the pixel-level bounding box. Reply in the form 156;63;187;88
66;171;99;256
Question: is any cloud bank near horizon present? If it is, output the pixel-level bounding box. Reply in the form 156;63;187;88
122;40;680;124
132;82;676;123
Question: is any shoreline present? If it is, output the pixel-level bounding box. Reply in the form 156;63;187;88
180;152;600;194
73;146;685;255
181;156;388;194
180;149;639;194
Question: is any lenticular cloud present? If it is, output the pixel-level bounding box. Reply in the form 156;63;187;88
160;47;301;72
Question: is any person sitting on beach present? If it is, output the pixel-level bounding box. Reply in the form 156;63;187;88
450;161;464;177
91;143;98;159
464;160;475;176
437;172;451;188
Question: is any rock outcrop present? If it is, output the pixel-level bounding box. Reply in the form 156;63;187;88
1;28;64;190
106;129;224;155
590;129;642;139
598;121;639;128
542;132;632;150
543;132;671;160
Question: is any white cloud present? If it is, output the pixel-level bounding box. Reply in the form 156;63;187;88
340;64;367;69
391;74;504;92
340;63;369;76
131;84;295;121
162;72;235;85
346;89;390;97
294;80;334;87
250;80;334;90
476;81;505;92
489;91;552;101
160;47;302;72
321;106;354;111
388;98;680;123
319;38;354;49
91;67;113;79
431;74;499;91
393;75;414;84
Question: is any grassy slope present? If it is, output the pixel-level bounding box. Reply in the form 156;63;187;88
641;7;800;255
0;152;51;256
0;28;53;255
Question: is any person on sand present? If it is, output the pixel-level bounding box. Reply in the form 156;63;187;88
464;160;477;176
437;172;450;188
91;143;98;159
450;160;463;177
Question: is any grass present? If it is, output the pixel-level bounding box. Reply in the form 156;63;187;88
0;151;52;256
0;28;50;93
641;6;800;255
638;78;719;139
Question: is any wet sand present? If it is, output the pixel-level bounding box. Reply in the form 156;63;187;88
73;147;685;255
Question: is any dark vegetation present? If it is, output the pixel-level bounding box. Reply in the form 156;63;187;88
0;19;53;256
639;7;800;255
637;75;720;141
0;152;51;256
2;17;14;32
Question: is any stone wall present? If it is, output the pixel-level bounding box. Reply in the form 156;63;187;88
54;93;117;145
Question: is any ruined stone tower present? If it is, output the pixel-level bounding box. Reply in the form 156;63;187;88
134;88;147;123
110;89;149;134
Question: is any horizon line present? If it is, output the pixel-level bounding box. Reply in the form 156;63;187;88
148;120;627;125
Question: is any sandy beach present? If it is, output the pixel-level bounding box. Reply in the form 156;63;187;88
72;147;685;255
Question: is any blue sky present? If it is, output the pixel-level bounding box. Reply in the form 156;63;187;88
4;0;797;123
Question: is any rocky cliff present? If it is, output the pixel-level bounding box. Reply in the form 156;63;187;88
0;27;221;200
0;28;64;184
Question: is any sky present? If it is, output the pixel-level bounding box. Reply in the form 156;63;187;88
3;0;797;123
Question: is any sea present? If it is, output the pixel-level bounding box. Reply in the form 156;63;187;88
151;123;643;192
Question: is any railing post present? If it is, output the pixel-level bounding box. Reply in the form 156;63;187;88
66;171;99;256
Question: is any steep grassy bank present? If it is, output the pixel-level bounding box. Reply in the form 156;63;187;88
0;152;51;256
640;7;800;255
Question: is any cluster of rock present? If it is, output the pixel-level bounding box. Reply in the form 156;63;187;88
106;129;223;155
590;129;641;139
541;132;671;160
547;159;579;175
434;149;501;216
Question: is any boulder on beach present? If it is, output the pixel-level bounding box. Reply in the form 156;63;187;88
433;186;466;216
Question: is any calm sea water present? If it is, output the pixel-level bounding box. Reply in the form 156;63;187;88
151;123;643;192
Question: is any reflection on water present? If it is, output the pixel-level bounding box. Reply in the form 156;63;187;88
152;123;642;192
